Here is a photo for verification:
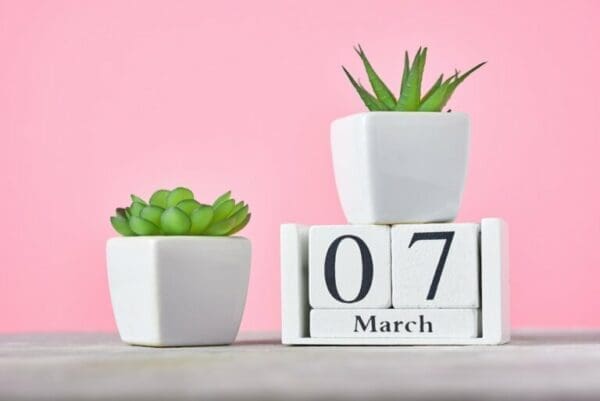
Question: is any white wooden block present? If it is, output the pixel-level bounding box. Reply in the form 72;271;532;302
280;224;310;344
480;218;510;344
392;223;480;308
309;225;391;308
310;309;479;338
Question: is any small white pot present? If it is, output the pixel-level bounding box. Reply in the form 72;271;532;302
106;236;251;347
331;112;470;224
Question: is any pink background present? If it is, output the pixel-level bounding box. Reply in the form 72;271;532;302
1;0;599;332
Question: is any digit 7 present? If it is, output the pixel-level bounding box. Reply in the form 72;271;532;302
408;231;455;300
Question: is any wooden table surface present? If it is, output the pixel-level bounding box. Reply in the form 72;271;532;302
1;331;599;401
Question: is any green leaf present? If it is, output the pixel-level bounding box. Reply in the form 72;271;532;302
400;51;410;98
189;206;214;235
167;187;194;207
212;190;232;207
212;198;235;222
177;199;201;215
160;207;191;235
420;74;444;105
205;204;249;236
418;75;456;112
116;208;128;219
129;216;160;235
204;217;238;236
228;213;251;236
354;45;396;109
130;194;147;205
419;62;486;111
149;189;170;208
110;215;135;236
140;205;164;227
228;201;246;218
396;47;427;111
129;202;145;217
342;66;388;111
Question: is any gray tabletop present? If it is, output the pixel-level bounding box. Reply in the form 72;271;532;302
1;331;599;401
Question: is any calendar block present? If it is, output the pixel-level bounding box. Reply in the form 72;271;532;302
281;219;510;345
309;225;391;308
310;309;479;338
392;223;480;308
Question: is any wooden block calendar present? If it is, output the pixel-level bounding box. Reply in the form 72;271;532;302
280;218;510;345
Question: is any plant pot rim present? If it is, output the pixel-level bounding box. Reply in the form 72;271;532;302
107;236;249;242
333;111;468;124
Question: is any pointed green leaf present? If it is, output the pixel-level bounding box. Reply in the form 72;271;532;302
110;215;135;236
160;207;191;235
149;189;170;208
204;216;238;236
355;45;396;109
129;216;160;235
212;198;235;222
396;47;427;111
167;187;194;207
140;205;164;227
400;51;410;98
419;62;486;111
228;213;251;236
206;205;249;236
189;206;214;235
228;201;245;218
420;74;444;105
212;190;232;207
116;208;128;219
129;202;144;217
130;194;147;205
418;76;456;112
342;66;388;111
177;199;201;215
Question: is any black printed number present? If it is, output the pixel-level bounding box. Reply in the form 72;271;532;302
324;235;373;303
408;231;455;300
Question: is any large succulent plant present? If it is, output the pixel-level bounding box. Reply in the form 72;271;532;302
110;187;251;236
343;45;486;112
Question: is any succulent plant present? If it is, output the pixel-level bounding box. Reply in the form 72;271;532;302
343;45;486;112
110;187;251;236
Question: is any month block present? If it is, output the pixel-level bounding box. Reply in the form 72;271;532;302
309;225;391;308
392;223;480;308
310;309;479;338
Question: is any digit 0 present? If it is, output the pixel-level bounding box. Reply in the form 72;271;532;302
324;235;373;303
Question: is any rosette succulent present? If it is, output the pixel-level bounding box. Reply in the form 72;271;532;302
110;187;251;236
343;45;486;112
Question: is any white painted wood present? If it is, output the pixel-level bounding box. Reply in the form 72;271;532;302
480;218;510;344
280;218;510;345
309;225;391;308
106;237;251;346
311;309;479;338
392;223;480;308
280;224;310;344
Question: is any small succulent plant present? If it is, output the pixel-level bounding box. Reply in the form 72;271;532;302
343;45;486;112
110;187;251;236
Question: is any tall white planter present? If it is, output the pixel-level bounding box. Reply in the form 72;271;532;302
106;236;251;347
331;112;470;224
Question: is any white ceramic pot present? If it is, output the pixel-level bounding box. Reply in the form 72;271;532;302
331;112;470;224
106;236;251;347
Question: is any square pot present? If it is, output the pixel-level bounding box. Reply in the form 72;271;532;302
106;236;251;346
331;112;470;224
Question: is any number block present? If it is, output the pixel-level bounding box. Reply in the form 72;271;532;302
392;223;480;308
310;309;479;338
309;225;391;308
